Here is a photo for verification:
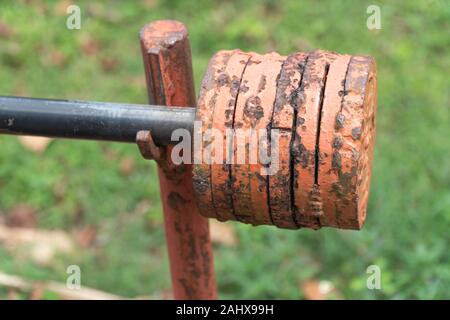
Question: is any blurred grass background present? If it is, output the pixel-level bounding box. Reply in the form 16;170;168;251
0;0;449;299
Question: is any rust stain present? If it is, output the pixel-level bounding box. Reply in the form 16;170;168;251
168;191;187;211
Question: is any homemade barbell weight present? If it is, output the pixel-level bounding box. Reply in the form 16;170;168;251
0;49;377;231
193;48;377;231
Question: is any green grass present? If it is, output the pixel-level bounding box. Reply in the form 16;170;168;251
0;0;449;299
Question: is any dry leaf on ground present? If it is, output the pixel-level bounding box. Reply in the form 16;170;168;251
209;220;237;247
0;272;124;300
6;204;38;228
302;280;335;300
0;20;13;38
73;225;97;248
18;136;53;154
0;224;75;266
120;157;135;176
54;0;74;16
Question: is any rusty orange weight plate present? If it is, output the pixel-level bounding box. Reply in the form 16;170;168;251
248;53;285;226
268;130;297;228
317;54;352;228
232;53;284;225
293;50;337;229
210;50;251;222
333;56;377;229
193;51;233;219
269;52;308;229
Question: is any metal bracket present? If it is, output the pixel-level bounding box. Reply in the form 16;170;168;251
136;130;185;181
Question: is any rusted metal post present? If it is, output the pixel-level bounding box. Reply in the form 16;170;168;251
139;20;217;299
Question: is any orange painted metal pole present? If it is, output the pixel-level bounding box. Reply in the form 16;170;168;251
139;20;217;299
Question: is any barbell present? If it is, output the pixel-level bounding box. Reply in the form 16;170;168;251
0;48;377;231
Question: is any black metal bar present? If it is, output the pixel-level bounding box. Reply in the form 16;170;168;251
0;96;195;146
